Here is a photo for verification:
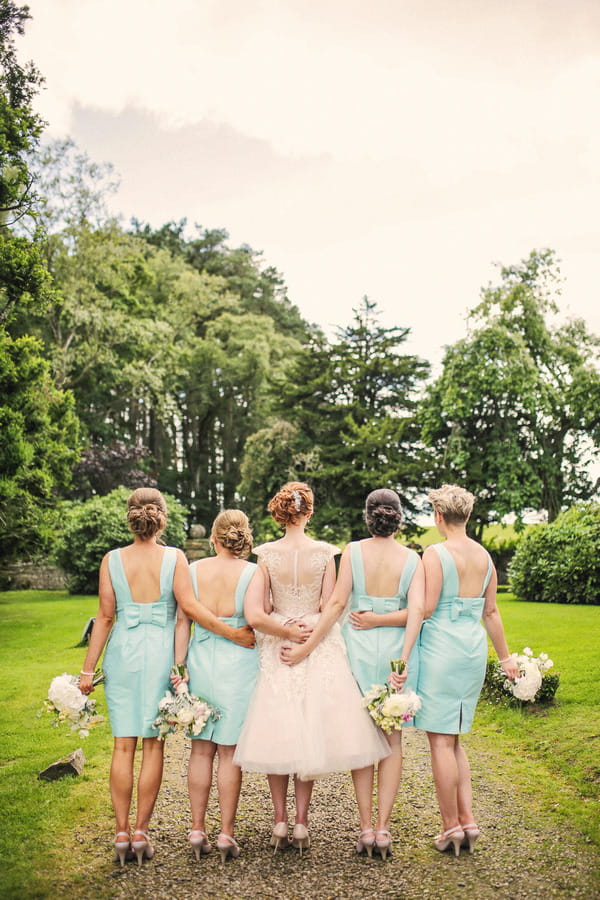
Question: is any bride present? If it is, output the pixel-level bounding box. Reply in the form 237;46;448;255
234;482;389;853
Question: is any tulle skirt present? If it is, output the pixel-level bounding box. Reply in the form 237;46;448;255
234;615;390;780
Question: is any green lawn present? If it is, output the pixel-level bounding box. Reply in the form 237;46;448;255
0;589;598;898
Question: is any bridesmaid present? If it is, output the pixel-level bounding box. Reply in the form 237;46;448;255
397;485;520;856
79;488;194;866
173;510;258;863
339;488;425;859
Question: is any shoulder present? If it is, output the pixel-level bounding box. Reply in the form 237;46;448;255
312;540;341;558
423;543;444;563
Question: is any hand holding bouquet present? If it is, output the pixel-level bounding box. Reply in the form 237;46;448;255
153;665;219;739
362;659;422;734
44;672;105;737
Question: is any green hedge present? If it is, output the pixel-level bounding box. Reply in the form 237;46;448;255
509;503;600;604
54;486;188;594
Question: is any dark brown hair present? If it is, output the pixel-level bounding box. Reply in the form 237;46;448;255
268;481;314;527
127;488;167;540
364;488;403;537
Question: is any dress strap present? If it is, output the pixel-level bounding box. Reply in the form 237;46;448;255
349;542;367;596
107;549;131;609
189;560;199;600
159;546;177;597
397;549;419;598
234;562;256;616
432;543;460;597
481;553;493;594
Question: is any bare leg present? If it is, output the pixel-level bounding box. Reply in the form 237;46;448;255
216;744;242;836
188;740;217;832
267;773;290;824
133;738;165;833
455;739;475;825
351;765;374;832
375;729;403;832
110;737;137;834
427;731;461;831
293;776;314;826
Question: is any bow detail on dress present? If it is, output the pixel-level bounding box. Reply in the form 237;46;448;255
124;603;168;629
449;598;483;622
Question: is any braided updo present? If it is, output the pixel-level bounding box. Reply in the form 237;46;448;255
211;509;253;559
127;487;168;539
364;488;403;537
268;481;314;527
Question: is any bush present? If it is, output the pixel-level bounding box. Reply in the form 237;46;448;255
483;531;522;584
482;650;560;708
508;503;600;605
54;486;188;594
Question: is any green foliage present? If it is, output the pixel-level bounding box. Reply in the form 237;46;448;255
54;487;188;594
0;329;79;562
482;530;523;583
420;249;600;535
508;503;600;604
262;298;430;541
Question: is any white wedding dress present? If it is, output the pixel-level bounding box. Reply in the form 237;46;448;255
234;540;390;780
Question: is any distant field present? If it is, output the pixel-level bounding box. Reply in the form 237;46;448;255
402;522;523;548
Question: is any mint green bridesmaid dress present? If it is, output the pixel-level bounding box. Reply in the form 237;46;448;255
103;546;177;737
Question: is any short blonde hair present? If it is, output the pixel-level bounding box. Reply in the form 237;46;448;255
428;484;475;525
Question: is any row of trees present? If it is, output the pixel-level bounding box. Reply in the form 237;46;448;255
1;1;599;565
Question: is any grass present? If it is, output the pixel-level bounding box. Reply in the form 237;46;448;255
0;589;599;898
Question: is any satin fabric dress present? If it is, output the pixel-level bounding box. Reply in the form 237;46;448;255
103;546;177;737
234;541;390;780
415;543;492;734
186;560;259;745
341;542;420;716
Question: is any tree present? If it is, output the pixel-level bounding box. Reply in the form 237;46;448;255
252;298;431;541
420;250;600;535
0;329;79;562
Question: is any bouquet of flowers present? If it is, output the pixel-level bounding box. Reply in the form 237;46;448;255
483;647;559;706
153;666;219;740
43;672;105;737
362;659;422;734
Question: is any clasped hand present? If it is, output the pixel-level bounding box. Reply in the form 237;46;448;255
388;668;408;691
349;610;378;630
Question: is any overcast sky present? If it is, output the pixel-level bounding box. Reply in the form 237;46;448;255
19;0;600;365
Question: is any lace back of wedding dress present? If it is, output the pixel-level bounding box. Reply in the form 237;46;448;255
256;541;339;618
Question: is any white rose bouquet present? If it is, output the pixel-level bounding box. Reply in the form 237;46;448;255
362;659;422;734
483;647;558;705
152;666;219;740
44;672;105;737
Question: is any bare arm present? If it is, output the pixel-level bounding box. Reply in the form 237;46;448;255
174;552;255;647
79;554;116;694
174;604;191;668
422;546;443;619
482;568;520;680
389;559;425;689
245;565;311;642
349;608;409;630
280;551;350;666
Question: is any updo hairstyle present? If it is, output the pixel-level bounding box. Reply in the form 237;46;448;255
127;488;168;540
268;481;314;527
428;484;475;525
364;488;403;537
211;509;253;559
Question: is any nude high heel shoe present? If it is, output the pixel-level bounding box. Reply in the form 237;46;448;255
131;830;155;866
356;828;376;858
375;830;392;861
461;823;480;853
114;832;130;867
292;823;310;855
188;829;211;859
434;825;464;858
269;821;289;853
216;833;240;863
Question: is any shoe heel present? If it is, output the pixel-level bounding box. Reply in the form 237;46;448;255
270;821;289;853
462;824;480;853
114;832;129;867
131;831;153;866
292;824;310;856
375;830;392;861
216;834;240;863
451;835;462;857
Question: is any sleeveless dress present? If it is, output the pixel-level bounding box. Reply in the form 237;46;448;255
187;560;259;745
103;546;178;737
415;543;492;734
234;541;390;781
341;542;420;713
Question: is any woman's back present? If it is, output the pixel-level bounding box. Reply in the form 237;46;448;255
437;537;490;599
255;538;338;618
193;556;250;617
359;539;413;597
117;542;167;604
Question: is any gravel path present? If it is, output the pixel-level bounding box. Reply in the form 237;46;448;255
78;730;599;900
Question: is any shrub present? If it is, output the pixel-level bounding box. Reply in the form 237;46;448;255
54;486;188;594
483;531;522;584
508;503;600;605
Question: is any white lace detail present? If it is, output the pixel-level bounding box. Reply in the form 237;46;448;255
255;541;339;619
